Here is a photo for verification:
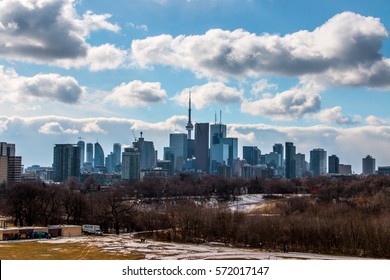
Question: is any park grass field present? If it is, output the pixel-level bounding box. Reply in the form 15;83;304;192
0;240;143;260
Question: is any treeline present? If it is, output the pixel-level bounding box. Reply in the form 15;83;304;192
134;176;390;258
1;175;390;258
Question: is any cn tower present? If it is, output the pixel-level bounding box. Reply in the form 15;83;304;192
185;91;194;139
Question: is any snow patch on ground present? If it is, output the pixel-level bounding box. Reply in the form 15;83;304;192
41;234;369;260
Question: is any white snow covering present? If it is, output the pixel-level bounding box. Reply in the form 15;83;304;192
41;234;368;260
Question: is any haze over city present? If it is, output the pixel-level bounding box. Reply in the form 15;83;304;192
1;0;390;173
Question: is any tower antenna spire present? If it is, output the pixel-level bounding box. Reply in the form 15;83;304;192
185;90;194;139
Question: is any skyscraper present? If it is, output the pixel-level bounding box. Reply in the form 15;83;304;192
285;142;296;179
362;155;376;175
294;153;306;178
53;144;80;182
243;146;261;166
86;143;93;164
194;123;209;173
273;143;284;166
328;155;340;174
169;132;188;172
122;147;140;180
310;148;327;177
77;139;85;168
209;115;227;174
133;132;156;170
222;137;238;173
94;142;105;169
112;143;122;171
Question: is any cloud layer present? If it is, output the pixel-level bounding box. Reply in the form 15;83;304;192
0;66;84;104
131;12;390;88
0;0;125;70
105;80;168;107
174;82;243;109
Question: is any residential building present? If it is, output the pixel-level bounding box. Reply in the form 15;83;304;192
121;147;140;180
53;144;80;182
362;155;376;175
328;155;340;174
339;164;352;175
310;148;327;177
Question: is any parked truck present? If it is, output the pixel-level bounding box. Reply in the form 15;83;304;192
82;224;103;235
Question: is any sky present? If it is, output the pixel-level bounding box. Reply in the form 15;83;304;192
1;0;390;173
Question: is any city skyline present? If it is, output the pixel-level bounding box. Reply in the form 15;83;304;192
1;0;390;173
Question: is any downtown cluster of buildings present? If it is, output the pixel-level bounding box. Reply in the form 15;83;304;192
1;95;390;186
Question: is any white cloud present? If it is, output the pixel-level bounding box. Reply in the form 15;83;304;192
82;121;107;134
81;10;120;34
241;82;322;121
38;122;79;135
250;79;278;95
0;117;8;133
0;65;85;105
127;22;148;32
365;115;388;126
130;12;390;88
174;82;243;109
0;0;125;70
310;106;362;125
105;80;167;107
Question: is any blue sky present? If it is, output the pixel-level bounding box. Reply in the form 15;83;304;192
1;0;390;173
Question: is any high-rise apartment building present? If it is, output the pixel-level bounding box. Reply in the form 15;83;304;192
362;155;376;175
285;142;296;179
310;148;327;177
122;147;140;180
194;123;209;173
53;144;80;182
0;142;22;185
294;153;306;178
328;155;340;174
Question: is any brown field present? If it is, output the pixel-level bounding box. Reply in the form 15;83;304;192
0;240;143;260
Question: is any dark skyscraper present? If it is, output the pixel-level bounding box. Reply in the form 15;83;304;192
133;132;156;170
195;123;209;173
243;146;261;166
77;139;85;168
113;143;121;167
328;154;340;174
285;142;296;179
86;143;93;164
273;143;284;166
53;144;80;182
310;148;327;177
94;142;105;169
